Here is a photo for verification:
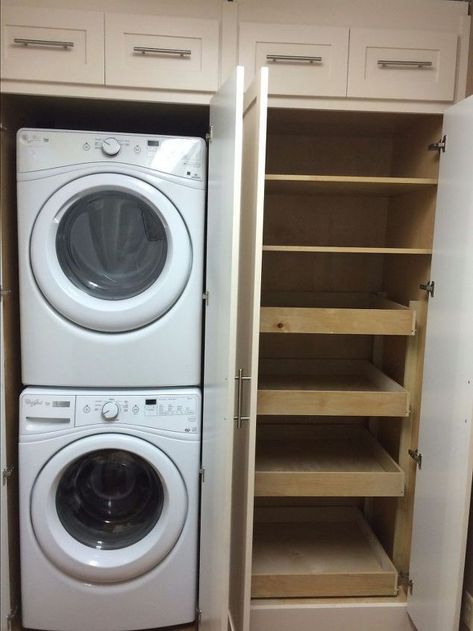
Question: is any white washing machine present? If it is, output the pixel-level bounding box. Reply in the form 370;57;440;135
17;129;206;387
19;387;201;631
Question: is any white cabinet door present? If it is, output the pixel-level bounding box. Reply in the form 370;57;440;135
105;13;219;92
239;23;349;96
408;96;473;631
1;6;104;85
199;67;244;631
228;68;269;631
348;28;458;102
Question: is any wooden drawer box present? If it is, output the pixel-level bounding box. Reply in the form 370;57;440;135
347;28;458;102
239;23;349;96
105;13;219;92
1;6;104;85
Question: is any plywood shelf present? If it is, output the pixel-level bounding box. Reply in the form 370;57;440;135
260;293;415;336
254;426;404;497
265;174;437;196
263;245;432;254
257;360;409;417
252;507;398;598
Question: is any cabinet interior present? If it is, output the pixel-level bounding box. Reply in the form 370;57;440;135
0;92;208;631
252;108;442;602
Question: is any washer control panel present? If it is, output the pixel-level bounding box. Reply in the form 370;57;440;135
20;390;201;436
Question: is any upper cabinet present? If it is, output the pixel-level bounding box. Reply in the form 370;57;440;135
0;6;104;85
348;28;459;102
238;23;349;97
0;0;470;109
105;13;219;92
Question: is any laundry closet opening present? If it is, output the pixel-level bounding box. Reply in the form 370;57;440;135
0;92;209;631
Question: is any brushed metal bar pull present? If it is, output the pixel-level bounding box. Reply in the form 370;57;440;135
266;54;323;64
234;368;251;429
133;46;191;57
13;38;74;49
377;59;433;69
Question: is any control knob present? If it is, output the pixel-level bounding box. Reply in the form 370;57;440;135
101;401;120;421
102;137;121;157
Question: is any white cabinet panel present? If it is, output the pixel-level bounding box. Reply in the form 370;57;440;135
408;96;473;631
105;13;219;92
348;28;458;102
1;6;104;85
239;23;349;96
199;67;244;631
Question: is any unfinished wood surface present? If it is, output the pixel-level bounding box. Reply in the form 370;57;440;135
254;425;404;497
265;174;437;196
263;245;432;254
252;507;398;598
260;294;415;336
258;360;409;417
385;189;436;250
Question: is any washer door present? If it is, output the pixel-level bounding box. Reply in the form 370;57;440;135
31;434;188;583
30;173;192;332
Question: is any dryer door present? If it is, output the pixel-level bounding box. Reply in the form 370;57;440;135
31;434;188;583
30;173;192;332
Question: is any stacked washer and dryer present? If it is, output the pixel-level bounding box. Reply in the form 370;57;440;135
16;129;206;631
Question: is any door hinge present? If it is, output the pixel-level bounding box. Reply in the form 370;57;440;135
420;280;435;298
6;605;19;629
202;290;209;306
398;572;414;595
428;135;447;154
199;467;205;483
2;465;14;485
408;448;422;470
205;125;214;143
196;607;202;628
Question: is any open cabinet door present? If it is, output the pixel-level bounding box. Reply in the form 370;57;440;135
199;67;244;631
408;96;473;631
228;68;268;631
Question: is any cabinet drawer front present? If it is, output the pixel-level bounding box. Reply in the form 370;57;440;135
1;7;104;85
105;13;219;92
239;23;349;97
348;28;458;101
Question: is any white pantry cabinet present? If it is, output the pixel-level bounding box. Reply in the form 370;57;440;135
206;70;473;631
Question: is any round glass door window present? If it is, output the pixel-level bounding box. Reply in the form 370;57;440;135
30;174;192;332
56;192;168;301
56;449;164;550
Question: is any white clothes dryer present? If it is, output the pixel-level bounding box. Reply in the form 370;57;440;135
19;387;201;631
17;129;206;387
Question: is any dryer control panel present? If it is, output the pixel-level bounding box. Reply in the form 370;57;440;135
20;389;201;436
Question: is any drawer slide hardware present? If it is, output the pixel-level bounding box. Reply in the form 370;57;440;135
133;46;191;57
420;280;435;298
234;368;251;429
267;54;323;64
14;38;74;49
2;465;14;485
429;135;447;154
408;448;422;470
399;572;414;595
378;59;432;69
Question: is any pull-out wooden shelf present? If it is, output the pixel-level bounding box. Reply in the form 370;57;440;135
260;293;415;336
255;425;404;497
263;245;432;254
265;174;437;196
252;507;398;598
258;360;409;417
